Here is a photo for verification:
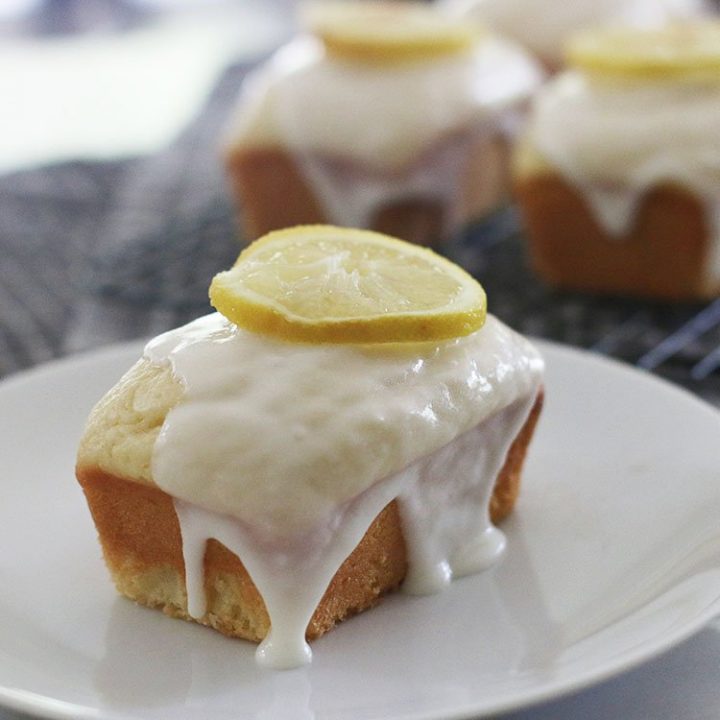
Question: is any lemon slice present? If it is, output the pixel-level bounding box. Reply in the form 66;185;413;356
300;0;481;64
568;22;720;80
209;225;487;344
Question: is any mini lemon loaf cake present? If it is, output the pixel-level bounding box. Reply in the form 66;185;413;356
224;0;542;249
514;22;720;300
441;0;707;72
76;226;544;669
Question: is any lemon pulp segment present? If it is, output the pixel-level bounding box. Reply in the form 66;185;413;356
209;225;487;344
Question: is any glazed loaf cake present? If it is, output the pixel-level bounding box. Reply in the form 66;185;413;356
514;22;720;300
76;225;544;669
76;313;543;667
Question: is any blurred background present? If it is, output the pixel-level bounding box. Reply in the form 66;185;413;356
0;0;294;373
1;0;719;408
0;0;294;173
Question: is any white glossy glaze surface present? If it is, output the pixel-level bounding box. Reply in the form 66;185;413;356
228;35;542;168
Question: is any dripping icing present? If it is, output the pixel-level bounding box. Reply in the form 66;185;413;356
146;313;543;668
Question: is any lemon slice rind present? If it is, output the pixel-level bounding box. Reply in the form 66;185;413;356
300;0;481;64
567;22;720;80
209;225;487;344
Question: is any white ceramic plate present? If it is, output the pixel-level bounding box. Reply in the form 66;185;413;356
1;340;720;720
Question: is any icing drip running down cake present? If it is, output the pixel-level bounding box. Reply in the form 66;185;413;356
514;21;720;299
224;0;542;249
76;226;544;669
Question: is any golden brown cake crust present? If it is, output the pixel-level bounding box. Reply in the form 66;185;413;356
76;392;543;644
515;174;711;300
226;149;328;243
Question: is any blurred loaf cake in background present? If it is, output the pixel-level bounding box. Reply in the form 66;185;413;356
513;21;720;300
224;1;543;251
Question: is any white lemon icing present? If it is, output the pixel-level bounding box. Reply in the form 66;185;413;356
441;0;707;66
524;71;720;289
228;35;541;167
145;312;543;668
225;35;542;229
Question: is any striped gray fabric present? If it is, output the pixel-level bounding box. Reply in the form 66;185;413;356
0;161;124;374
